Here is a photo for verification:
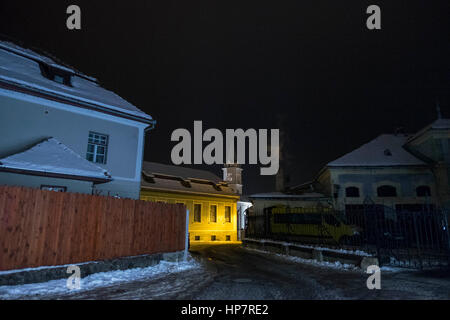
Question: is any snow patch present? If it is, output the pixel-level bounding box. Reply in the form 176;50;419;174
245;247;360;271
245;238;373;256
0;257;200;299
0;137;110;180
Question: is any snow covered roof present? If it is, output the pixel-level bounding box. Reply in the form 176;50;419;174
142;162;223;183
141;162;238;197
327;134;427;167
407;118;450;143
0;41;153;124
0;138;111;183
430;118;450;129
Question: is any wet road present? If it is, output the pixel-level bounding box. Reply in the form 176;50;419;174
19;244;450;299
189;245;450;300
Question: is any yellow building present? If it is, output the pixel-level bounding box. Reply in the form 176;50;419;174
140;162;240;244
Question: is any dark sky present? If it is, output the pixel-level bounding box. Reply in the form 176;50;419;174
1;1;449;195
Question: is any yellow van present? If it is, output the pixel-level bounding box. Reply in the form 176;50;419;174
269;206;361;244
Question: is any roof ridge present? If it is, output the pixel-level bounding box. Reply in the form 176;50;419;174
327;133;425;167
142;161;223;182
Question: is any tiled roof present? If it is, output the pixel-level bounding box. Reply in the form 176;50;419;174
141;162;238;197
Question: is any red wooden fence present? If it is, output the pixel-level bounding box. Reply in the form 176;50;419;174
0;186;186;271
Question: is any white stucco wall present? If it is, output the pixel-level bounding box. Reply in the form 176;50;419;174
0;88;149;199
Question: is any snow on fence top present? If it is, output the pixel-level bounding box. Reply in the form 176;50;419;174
0;41;153;123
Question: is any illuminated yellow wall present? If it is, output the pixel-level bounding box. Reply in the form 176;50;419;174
141;189;240;244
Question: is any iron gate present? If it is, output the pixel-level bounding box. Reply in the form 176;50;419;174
246;203;450;269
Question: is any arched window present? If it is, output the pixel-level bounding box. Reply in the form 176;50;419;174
377;185;397;197
416;185;431;197
345;186;360;198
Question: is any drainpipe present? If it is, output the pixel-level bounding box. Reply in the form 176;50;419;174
184;209;190;261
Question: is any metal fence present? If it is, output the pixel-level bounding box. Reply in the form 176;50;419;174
246;203;450;269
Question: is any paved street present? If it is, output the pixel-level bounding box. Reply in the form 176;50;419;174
14;244;450;300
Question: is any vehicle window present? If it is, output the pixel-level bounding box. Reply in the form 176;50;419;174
323;214;340;227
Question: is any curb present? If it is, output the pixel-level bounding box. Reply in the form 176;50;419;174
0;251;184;286
242;239;378;269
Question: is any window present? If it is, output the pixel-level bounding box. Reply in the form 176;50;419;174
40;185;66;192
226;235;231;241
416;186;431;197
210;205;217;223
345;186;360;198
53;74;65;84
195;236;200;241
39;63;72;86
377;185;397;197
194;204;202;222
211;235;216;241
224;206;231;223
86;132;108;164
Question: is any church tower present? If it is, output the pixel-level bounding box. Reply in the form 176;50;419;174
222;163;243;195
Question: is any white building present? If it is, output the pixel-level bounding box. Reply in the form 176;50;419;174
0;40;155;199
291;119;450;213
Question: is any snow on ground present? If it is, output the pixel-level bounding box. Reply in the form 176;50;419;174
245;246;406;273
245;238;373;256
244;247;360;271
0;257;200;300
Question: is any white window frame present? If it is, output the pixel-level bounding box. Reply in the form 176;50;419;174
86;131;109;164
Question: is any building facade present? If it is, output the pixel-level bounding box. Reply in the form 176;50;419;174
0;40;154;199
140;162;240;243
290;119;450;214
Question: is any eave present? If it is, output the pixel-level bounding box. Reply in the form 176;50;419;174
140;185;240;200
0;166;111;184
0;79;156;127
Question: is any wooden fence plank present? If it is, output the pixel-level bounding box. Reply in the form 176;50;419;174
0;186;186;271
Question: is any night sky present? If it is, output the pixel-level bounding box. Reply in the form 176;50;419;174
1;1;449;195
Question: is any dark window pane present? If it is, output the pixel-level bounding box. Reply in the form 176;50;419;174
416;186;431;197
210;205;217;222
345;186;360;197
194;204;202;222
87;144;95;153
377;185;397;197
225;206;231;222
